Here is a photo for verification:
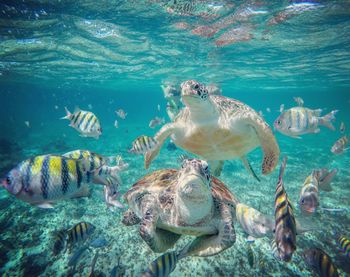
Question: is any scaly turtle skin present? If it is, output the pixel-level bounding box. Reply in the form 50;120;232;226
122;159;239;257
145;80;280;179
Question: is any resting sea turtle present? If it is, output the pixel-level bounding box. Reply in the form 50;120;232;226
145;80;280;179
122;158;239;257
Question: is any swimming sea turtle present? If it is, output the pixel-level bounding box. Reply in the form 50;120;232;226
122;158;239;257
145;80;280;179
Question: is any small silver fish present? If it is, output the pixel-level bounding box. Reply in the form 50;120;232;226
266;107;271;113
116;109;127;119
149;117;165;129
293;97;304;107
129;135;158;155
340;122;346;133
331;136;349;155
62;107;102;139
236;203;274;239
114;120;119;128
157;104;161;111
274;107;338;138
104;177;124;209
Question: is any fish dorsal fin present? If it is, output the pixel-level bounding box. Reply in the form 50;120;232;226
74;106;81;113
312;109;322;117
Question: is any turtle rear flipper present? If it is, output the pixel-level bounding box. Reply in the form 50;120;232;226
180;203;235;257
122;209;141;226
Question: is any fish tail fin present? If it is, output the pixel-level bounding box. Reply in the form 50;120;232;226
61;107;72;120
319;110;338;130
318;168;337;192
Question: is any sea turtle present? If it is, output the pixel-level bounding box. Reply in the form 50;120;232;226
122;158;239;257
145;80;280;179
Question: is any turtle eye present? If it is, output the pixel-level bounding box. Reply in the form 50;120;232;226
6;176;11;185
194;84;199;89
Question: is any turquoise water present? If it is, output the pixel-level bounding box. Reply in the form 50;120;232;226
1;1;350;276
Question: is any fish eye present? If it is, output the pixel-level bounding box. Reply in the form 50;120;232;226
6;176;11;184
277;120;281;125
301;198;305;204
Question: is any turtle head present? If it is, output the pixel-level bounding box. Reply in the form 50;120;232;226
181;80;209;107
177;158;211;203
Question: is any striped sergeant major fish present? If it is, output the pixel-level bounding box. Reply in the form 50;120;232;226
142;251;181;277
53;229;68;256
338;235;350;258
299;168;337;214
274;107;338;138
302;248;339;277
61;107;102;139
1;155;94;208
274;156;296;262
67;221;95;247
129;135;158;155
63;150;128;181
331;135;349;155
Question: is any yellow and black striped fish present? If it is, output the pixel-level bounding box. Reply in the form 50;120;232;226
53;229;67;256
129;135;158;155
67;222;95;247
1;155;92;208
338;235;350;258
299;171;319;214
302;248;339;277
331;135;349;155
274;156;296;262
142;251;179;277
62;107;102;139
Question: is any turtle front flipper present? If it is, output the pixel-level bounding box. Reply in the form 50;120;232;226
247;117;280;175
144;123;175;169
180;203;235;257
139;196;181;252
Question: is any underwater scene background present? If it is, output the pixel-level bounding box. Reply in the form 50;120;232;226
0;1;350;276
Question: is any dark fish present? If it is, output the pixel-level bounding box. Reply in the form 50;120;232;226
274;157;296;262
89;250;99;277
67;222;95;247
338;235;350;258
53;229;67;256
142;251;179;277
90;237;108;248
302;248;339;277
110;257;126;277
68;245;89;267
129;135;158;154
247;244;254;268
